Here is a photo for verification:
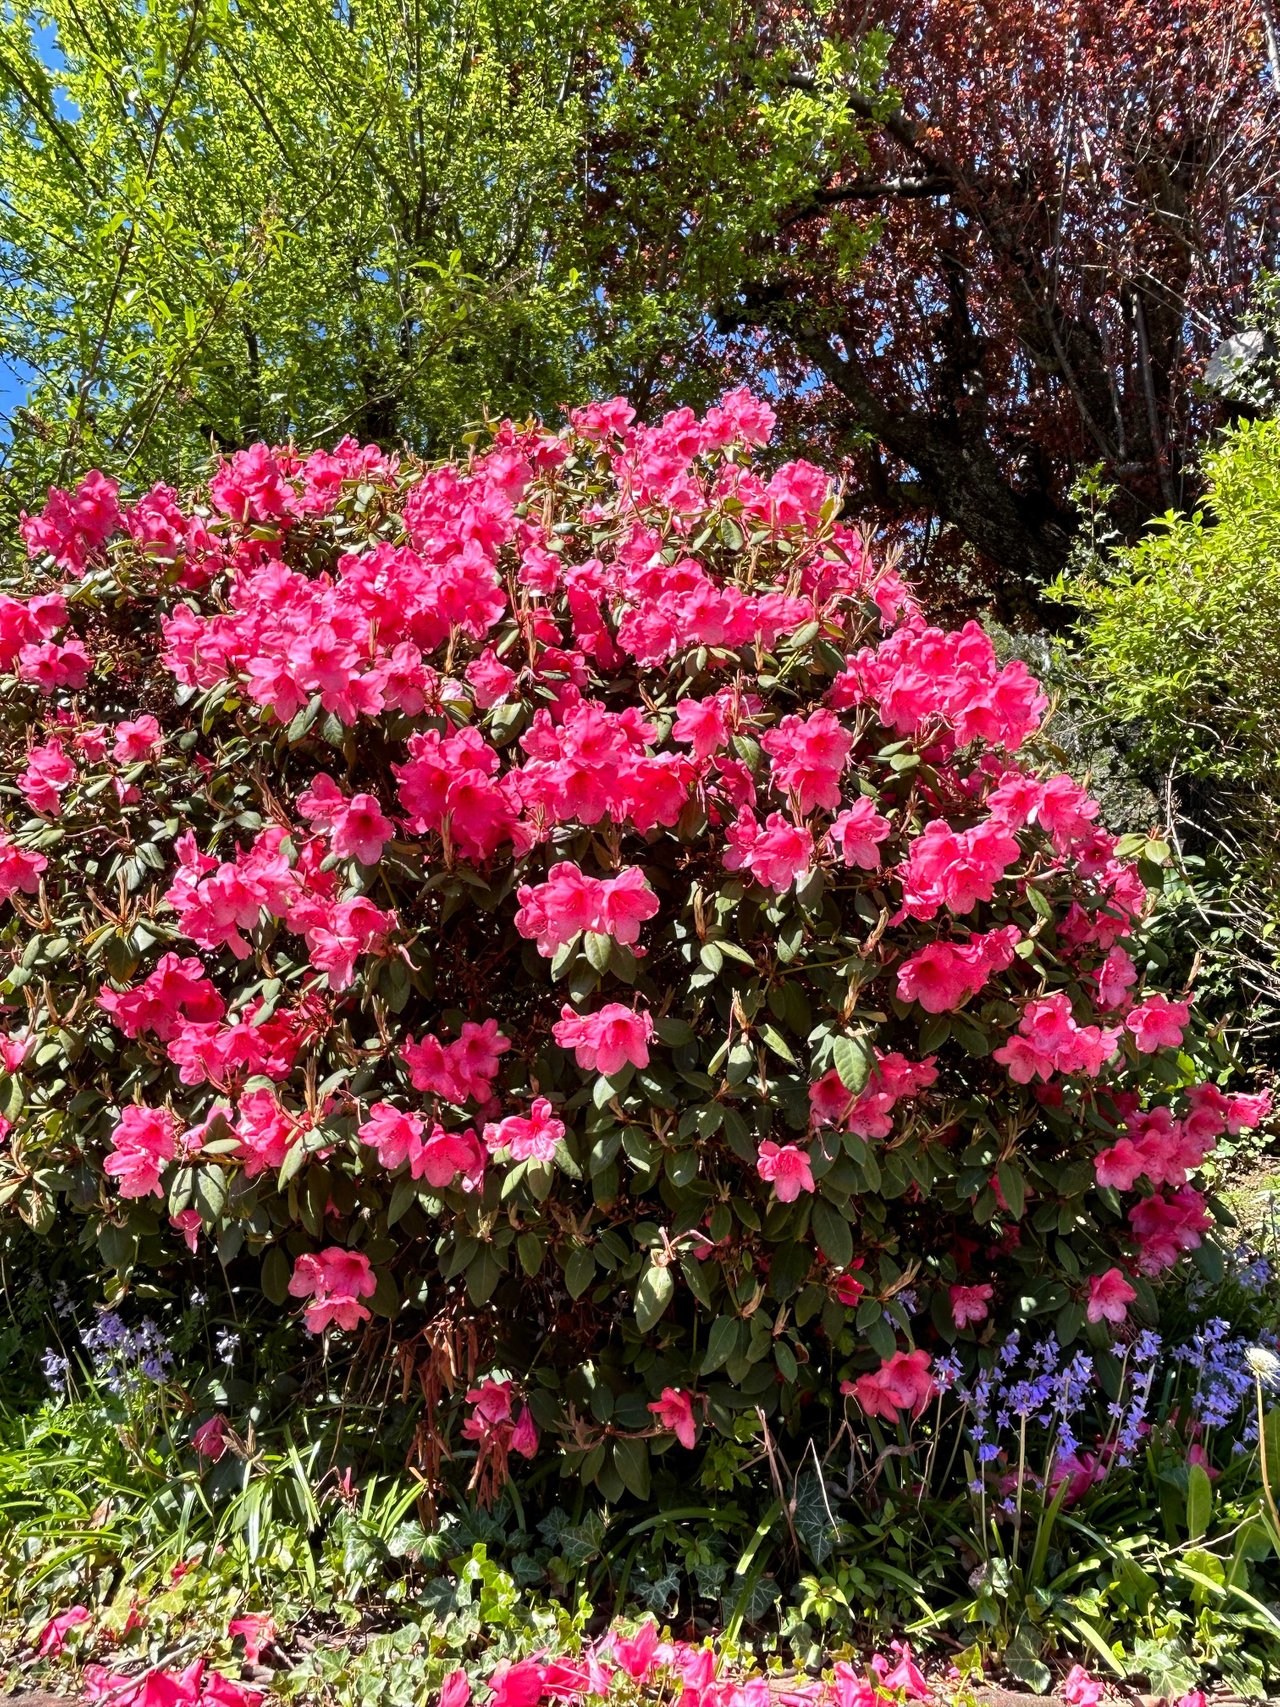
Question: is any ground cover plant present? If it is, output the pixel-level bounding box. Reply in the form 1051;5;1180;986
0;393;1277;1694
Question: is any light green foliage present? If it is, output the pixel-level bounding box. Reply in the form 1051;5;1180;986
0;0;598;511
1063;419;1280;790
0;0;882;529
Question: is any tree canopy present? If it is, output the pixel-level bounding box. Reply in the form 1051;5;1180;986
3;0;1278;620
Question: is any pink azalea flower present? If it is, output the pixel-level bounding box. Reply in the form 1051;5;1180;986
103;1105;180;1199
191;1414;229;1461
552;1002;652;1075
1124;993;1190;1053
83;1661;263;1707
842;1349;936;1421
648;1385;698;1449
113;715;163;763
287;1247;376;1333
1087;1267;1137;1325
227;1614;277;1665
37;1605;90;1658
949;1282;994;1328
874;1641;930;1700
1062;1665;1103;1707
826;795;891;869
755;1140;816;1202
331;793;395;864
439;1671;472;1707
483;1097;566;1163
0;834;47;903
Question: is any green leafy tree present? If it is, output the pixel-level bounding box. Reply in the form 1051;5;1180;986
0;0;606;517
1063;417;1280;1038
0;0;881;534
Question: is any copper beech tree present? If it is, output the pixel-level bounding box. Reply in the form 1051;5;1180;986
588;0;1280;619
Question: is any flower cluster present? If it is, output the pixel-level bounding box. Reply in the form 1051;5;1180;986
0;390;1266;1498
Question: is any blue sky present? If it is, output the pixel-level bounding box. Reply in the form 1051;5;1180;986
1;20;69;427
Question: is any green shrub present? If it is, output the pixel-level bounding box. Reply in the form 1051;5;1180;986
0;394;1262;1514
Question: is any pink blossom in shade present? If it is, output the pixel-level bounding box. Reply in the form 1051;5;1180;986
1087;1268;1137;1326
191;1414;229;1461
1093;1138;1147;1191
1176;1693;1208;1707
826;796;892;869
447;1020;511;1102
37;1605;90;1658
103;1105;180;1198
761;709;853;813
112;715;163;764
671;694;729;759
1093;945;1138;1009
648;1386;698;1449
1129;1187;1213;1274
171;1208;202;1252
949;1283;994;1328
296;771;347;830
1124;993;1190;1053
486;1660;547;1707
358;1102;425;1173
228;1615;277;1666
510;1405;539;1459
755;1140;816;1202
287;1247;377;1333
722;809;814;892
834;1271;866;1308
1062;1665;1103;1707
0;834;47;903
483;1097;566;1163
18;737;77;816
841;1348;936;1421
552;1002;652;1076
1227;1089;1271;1132
439;1670;473;1707
417;1124;487;1191
462;1378;514;1445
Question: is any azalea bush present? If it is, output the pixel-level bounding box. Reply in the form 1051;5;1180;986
0;391;1266;1507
